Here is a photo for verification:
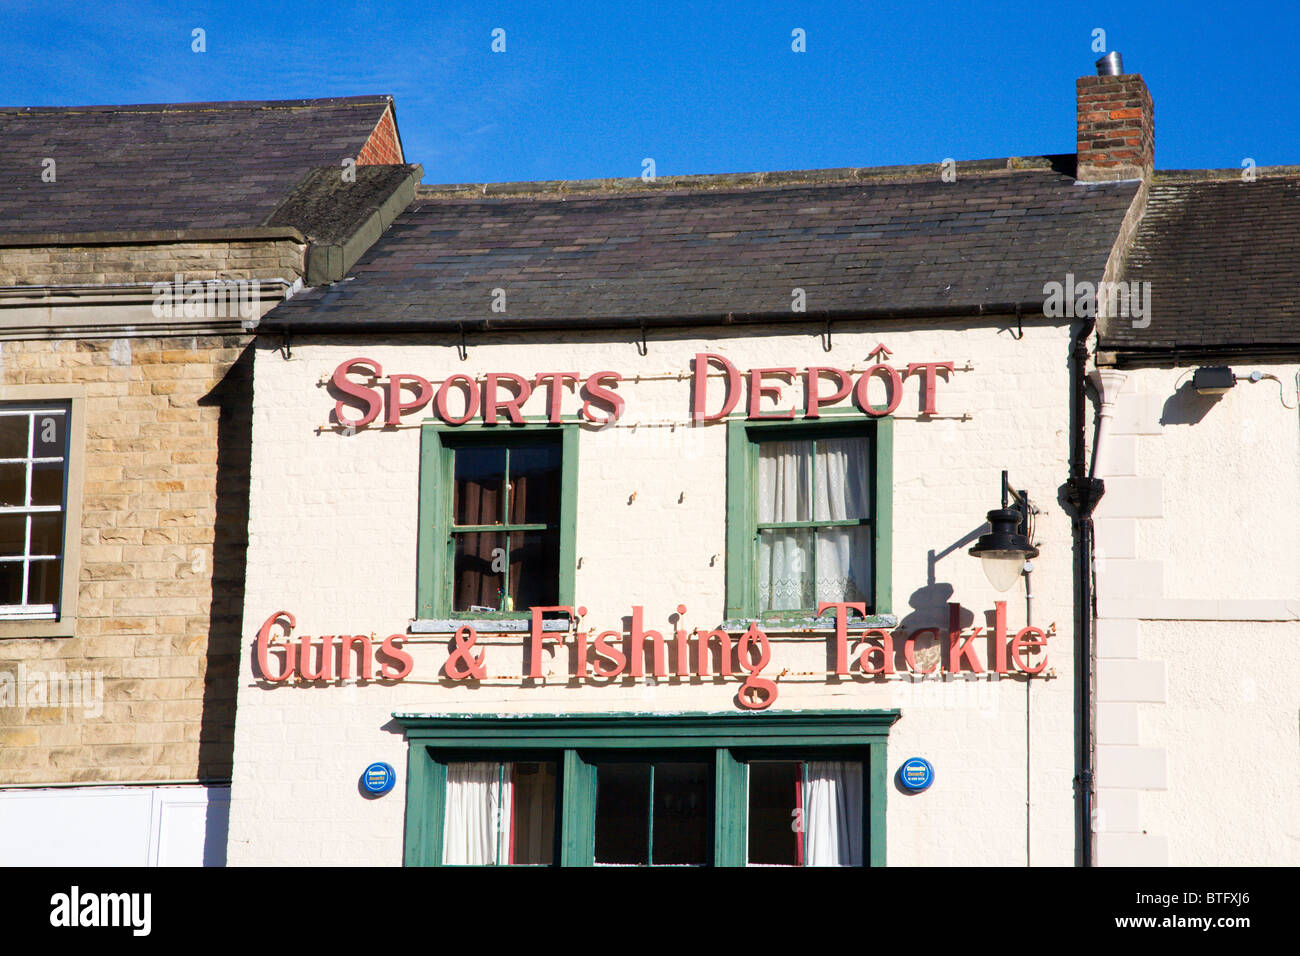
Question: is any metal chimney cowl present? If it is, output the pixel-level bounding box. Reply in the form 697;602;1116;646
1096;52;1123;75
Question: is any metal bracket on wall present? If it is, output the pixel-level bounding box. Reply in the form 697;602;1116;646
279;329;292;360
636;319;648;357
456;326;468;361
821;317;833;352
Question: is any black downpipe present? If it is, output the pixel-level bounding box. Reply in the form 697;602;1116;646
1066;318;1106;868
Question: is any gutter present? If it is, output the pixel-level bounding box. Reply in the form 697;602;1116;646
257;300;1043;336
1098;343;1300;368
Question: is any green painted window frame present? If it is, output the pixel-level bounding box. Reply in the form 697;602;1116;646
725;416;893;622
416;422;579;621
395;710;899;867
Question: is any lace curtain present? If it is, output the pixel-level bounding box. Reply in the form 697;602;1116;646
758;438;871;611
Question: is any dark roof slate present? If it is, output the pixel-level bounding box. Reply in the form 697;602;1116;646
262;163;1139;332
1103;176;1300;351
0;96;393;236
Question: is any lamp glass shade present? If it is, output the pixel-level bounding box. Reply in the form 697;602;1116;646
980;550;1026;592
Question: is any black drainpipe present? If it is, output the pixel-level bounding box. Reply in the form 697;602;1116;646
1066;318;1105;867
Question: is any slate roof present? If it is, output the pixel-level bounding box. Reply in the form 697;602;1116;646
1103;172;1300;354
0;96;394;236
260;159;1140;333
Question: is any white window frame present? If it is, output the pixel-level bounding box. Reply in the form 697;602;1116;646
0;403;69;619
0;385;85;639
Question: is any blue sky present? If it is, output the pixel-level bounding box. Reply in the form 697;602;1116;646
4;1;1297;183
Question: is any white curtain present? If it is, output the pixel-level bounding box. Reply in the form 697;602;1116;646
803;761;863;866
759;441;812;610
759;439;871;610
442;762;511;865
814;438;871;521
814;437;872;605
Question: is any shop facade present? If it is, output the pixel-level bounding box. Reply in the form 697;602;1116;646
228;117;1143;862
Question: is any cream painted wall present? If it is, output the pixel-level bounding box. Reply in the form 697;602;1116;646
1092;363;1300;866
229;320;1082;866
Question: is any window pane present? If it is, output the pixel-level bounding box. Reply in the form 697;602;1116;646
452;531;505;611
814;437;871;521
758;440;812;523
29;514;63;558
31;461;65;508
748;761;802;866
815;526;872;606
0;463;26;507
758;528;813;610
442;760;558;866
0;417;27;459
0;562;22;604
652;762;709;865
29;558;61;606
454;446;505;526
508;442;561;526
510;762;557;866
509;530;559;611
0;515;25;556
595;763;650;865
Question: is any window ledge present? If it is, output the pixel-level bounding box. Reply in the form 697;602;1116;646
410;616;900;635
410;618;569;635
719;614;898;633
0;618;76;639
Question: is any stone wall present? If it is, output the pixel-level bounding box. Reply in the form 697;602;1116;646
0;239;304;287
0;333;252;785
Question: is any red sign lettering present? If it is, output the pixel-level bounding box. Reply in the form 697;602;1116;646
255;598;1049;710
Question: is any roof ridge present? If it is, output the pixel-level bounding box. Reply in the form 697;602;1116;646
1153;165;1300;183
413;155;1078;199
0;95;394;115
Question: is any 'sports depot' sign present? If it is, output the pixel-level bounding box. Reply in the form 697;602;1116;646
327;351;957;427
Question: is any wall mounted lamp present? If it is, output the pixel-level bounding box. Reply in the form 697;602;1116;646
969;471;1040;591
1192;366;1235;395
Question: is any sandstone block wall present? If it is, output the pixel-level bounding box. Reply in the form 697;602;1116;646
0;333;252;785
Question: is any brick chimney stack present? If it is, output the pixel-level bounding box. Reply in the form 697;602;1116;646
1076;72;1153;182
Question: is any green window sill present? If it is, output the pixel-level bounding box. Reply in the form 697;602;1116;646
409;617;569;634
719;613;899;632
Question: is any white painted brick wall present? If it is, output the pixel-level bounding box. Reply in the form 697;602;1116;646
1096;745;1167;789
1095;560;1163;599
1096;702;1140;745
1096;832;1169;866
229;321;1082;866
1094;477;1163;519
1094;788;1140;833
1094;517;1137;560
1096;660;1167;703
1095;618;1140;659
1092;364;1300;866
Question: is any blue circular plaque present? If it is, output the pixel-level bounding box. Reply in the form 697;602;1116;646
362;762;396;796
898;757;934;792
